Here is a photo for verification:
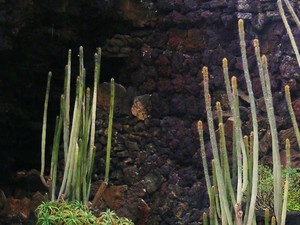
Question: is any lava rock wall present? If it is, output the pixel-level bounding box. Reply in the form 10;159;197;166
97;0;300;224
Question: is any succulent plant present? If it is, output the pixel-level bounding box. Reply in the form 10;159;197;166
36;200;134;225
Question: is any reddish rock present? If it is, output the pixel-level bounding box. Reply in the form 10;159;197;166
261;149;300;168
172;74;186;92
292;98;300;122
103;185;128;210
252;76;263;98
284;78;298;92
141;78;156;92
172;10;188;24
156;54;172;77
185;29;205;52
167;28;186;50
157;78;173;94
6;197;31;219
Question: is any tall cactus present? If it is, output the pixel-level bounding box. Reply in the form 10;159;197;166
198;19;292;225
40;47;115;205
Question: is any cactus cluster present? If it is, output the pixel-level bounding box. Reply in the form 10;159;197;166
197;19;297;225
40;47;115;205
198;1;300;220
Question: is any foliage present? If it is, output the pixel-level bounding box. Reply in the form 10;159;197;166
256;165;274;210
256;165;300;212
36;200;95;225
36;200;134;225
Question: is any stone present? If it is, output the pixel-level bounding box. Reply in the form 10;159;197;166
30;192;46;213
6;197;31;219
131;94;152;120
261;149;300;168
117;0;158;27
202;0;228;9
292;98;300;122
103;185;128;209
279;55;300;79
279;127;299;151
125;140;140;151
143;171;163;193
97;82;133;116
167;28;186;50
156;54;171;77
185;29;205;52
172;74;186;92
184;0;199;11
170;94;187;116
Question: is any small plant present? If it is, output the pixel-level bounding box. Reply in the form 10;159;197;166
256;165;274;210
36;200;95;225
256;165;300;212
36;200;134;225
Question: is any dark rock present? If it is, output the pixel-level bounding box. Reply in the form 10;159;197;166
171;74;186;92
202;0;228;9
186;10;203;24
279;127;299;151
125;140;140;151
186;96;201;118
172;10;188;24
292;98;300;122
279;55;300;79
184;0;200;11
170;94;187;116
157;0;175;12
123;165;139;185
155;54;172;77
97;82;133;116
185;29;205;52
143;170;163;193
157;79;174;95
167;28;186;50
171;53;184;73
131;68;147;86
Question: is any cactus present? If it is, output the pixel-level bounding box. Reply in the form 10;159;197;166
277;0;300;67
265;208;270;225
40;47;115;205
40;72;52;188
198;19;293;225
